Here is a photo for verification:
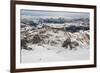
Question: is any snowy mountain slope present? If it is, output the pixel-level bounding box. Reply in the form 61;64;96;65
20;16;90;63
21;44;89;63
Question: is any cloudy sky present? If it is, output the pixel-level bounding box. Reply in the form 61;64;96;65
21;9;89;18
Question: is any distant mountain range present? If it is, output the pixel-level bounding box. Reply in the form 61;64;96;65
21;17;89;28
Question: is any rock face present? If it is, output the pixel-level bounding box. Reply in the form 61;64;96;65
62;38;79;50
21;38;32;50
62;38;72;49
65;25;89;33
32;34;42;44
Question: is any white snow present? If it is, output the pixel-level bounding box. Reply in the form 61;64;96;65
21;44;89;63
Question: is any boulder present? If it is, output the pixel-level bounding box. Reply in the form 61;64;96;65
62;38;79;50
62;38;72;49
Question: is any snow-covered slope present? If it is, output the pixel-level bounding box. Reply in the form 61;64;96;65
21;44;89;63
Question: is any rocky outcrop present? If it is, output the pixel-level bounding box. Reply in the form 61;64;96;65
21;38;32;50
62;38;79;50
62;38;72;49
32;34;42;44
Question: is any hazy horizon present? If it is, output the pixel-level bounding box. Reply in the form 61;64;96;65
21;9;90;18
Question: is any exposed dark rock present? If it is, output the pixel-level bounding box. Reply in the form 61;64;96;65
21;38;33;50
71;41;79;49
21;18;38;27
39;30;46;34
62;38;79;50
62;38;72;49
21;38;28;50
65;25;89;33
32;34;42;44
27;47;33;50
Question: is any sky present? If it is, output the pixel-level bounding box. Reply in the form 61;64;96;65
21;9;90;18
